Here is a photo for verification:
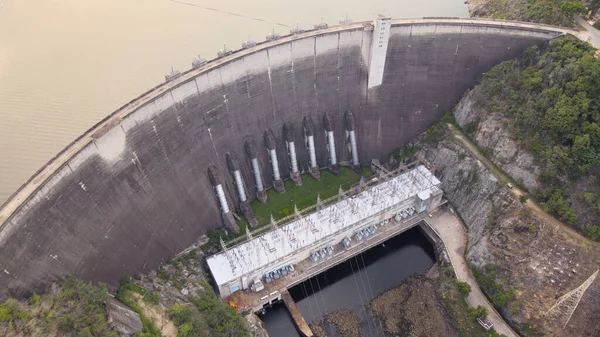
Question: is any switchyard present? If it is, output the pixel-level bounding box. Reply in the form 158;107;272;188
206;164;443;334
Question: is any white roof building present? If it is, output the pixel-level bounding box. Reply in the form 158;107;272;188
206;165;441;296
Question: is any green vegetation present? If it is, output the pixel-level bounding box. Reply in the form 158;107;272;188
166;281;249;337
474;37;600;239
116;279;162;337
585;224;600;240
438;268;501;337
468;305;488;320
471;264;521;315
0;279;119;337
251;166;373;225
594;20;600;30
519;195;529;203
475;0;586;26
206;166;373;249
455;281;472;298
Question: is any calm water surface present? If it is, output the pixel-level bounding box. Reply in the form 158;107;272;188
260;227;436;336
0;0;467;203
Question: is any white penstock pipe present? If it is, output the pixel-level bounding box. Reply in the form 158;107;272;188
269;149;281;180
233;170;247;202
349;130;359;166
327;131;337;165
250;158;264;191
215;184;230;213
307;135;317;168
288;142;299;173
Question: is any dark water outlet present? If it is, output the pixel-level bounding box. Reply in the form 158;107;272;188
260;227;435;336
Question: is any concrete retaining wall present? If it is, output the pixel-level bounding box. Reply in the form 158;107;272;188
0;19;565;297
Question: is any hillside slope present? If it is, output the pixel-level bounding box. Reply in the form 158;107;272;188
419;129;600;336
454;36;600;240
468;0;587;26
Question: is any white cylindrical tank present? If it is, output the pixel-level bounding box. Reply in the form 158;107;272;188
233;170;247;202
307;135;317;168
327;131;337;165
250;158;264;191
215;184;230;213
269;149;281;180
288;142;299;173
349;130;359;166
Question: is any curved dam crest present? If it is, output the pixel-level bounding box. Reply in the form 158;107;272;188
0;18;572;297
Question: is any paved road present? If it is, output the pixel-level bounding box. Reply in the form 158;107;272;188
575;16;600;48
428;211;517;337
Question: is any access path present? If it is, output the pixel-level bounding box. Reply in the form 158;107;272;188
446;123;598;249
428;211;517;337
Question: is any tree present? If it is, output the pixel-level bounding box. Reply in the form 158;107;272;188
455;281;472;298
468;305;488;320
584;225;600;241
493;293;508;307
559;1;587;17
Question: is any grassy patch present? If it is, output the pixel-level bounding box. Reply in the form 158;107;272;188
250;166;372;226
205;166;372;249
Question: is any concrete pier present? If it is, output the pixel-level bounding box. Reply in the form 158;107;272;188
282;290;313;337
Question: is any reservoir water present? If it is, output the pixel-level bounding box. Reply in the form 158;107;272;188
0;0;468;204
260;226;436;336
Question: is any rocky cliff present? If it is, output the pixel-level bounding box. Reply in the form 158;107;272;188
454;90;542;191
420;133;600;336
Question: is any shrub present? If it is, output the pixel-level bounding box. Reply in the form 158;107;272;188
455;281;472;298
519;195;529;203
169;303;193;326
584;225;600;241
468;305;488;320
493;293;508;307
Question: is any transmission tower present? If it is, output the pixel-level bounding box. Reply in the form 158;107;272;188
316;193;323;210
245;225;252;240
270;214;277;231
544;269;598;329
338;185;346;201
294;204;301;219
220;236;227;252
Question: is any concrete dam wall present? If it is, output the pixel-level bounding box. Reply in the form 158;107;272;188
0;18;570;297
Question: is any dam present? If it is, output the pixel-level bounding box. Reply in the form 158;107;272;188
0;17;577;297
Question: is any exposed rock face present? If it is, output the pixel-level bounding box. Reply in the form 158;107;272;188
422;138;517;266
105;297;143;336
246;313;269;337
420;135;600;336
454;90;542;191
